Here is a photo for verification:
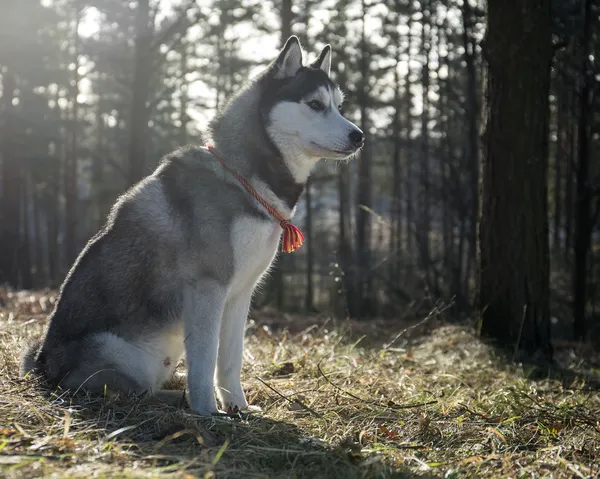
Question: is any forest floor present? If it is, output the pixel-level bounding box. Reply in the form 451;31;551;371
1;289;599;479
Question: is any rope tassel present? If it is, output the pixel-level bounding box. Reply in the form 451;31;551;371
206;144;305;253
280;221;305;253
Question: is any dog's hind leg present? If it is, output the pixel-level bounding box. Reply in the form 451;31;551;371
54;332;160;396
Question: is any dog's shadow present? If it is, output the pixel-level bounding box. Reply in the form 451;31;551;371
38;385;434;479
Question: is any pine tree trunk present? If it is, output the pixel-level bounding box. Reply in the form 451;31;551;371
462;0;480;299
64;6;81;268
553;70;566;252
280;0;293;44
564;85;575;260
179;43;189;146
305;178;314;311
390;33;403;291
0;71;20;287
339;162;357;317
479;0;553;358
20;174;33;289
572;0;593;341
127;0;152;186
417;0;432;288
355;0;373;317
404;14;414;264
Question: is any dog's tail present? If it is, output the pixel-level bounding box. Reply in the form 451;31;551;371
20;340;43;378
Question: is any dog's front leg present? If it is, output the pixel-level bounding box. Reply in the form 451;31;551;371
215;289;252;412
183;281;227;415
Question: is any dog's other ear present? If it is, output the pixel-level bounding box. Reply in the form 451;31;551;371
311;45;331;76
273;36;303;78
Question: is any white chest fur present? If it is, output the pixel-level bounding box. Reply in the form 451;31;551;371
229;216;282;295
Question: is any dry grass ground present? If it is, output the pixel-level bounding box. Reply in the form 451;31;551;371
1;289;599;478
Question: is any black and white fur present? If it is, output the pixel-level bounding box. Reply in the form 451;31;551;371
20;36;364;415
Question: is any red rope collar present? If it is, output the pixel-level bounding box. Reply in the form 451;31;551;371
206;144;305;253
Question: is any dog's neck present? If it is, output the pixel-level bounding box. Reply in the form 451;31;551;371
207;88;308;218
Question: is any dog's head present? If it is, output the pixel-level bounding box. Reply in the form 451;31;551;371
259;36;364;162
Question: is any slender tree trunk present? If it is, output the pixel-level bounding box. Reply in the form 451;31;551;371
33;187;46;285
127;0;152;186
564;83;576;259
280;0;293;44
47;86;63;285
462;0;480;301
339;162;357;317
305;178;314;311
93;93;106;230
390;28;403;291
479;0;553;358
179;42;189;146
417;0;432;289
20;174;33;289
439;27;454;303
355;0;373;317
0;71;20;287
553;69;566;252
64;6;81;268
405;12;414;264
572;0;593;341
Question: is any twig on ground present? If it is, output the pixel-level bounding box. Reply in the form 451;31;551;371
383;301;452;350
316;360;437;410
255;376;323;419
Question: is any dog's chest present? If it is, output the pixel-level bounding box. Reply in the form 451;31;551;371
229;216;281;292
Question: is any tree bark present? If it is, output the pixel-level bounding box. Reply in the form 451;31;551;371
305;177;314;311
280;0;293;44
479;0;553;358
64;6;81;268
462;0;480;300
572;0;592;341
0;71;20;287
390;20;403;291
416;0;432;291
355;0;373;317
127;0;152;186
552;66;567;253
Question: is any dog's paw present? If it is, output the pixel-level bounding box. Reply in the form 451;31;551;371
187;394;220;417
216;381;248;413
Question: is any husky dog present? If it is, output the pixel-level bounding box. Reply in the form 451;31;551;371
20;36;364;415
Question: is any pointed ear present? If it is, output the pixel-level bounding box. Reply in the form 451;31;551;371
311;45;331;76
273;36;303;79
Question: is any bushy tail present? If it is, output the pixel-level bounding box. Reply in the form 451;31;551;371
19;340;42;378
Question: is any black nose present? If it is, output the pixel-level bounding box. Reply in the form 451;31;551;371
349;129;365;147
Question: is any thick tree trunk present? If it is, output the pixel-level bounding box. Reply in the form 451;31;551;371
572;0;592;341
0;71;20;287
479;0;553;358
127;0;152;186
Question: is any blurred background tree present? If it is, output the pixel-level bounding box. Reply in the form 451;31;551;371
0;0;598;349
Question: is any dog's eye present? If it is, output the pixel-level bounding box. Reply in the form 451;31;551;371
307;100;325;111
